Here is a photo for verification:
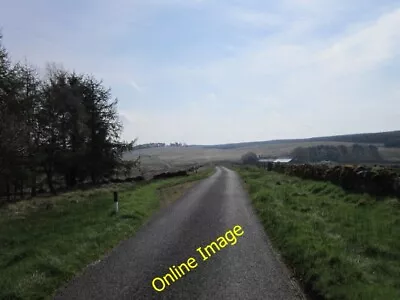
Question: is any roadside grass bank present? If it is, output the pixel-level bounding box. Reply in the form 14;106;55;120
158;181;199;207
237;166;400;300
0;168;213;300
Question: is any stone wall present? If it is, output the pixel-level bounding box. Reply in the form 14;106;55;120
271;163;400;198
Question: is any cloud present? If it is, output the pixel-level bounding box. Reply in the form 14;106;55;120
1;0;399;144
227;7;284;28
121;5;400;144
129;79;142;93
318;9;400;74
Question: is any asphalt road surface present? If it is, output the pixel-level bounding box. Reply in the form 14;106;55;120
55;167;305;300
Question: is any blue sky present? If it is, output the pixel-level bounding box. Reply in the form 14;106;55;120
1;0;400;144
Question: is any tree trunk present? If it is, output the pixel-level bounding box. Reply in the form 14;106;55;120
70;168;77;187
31;173;37;197
64;172;70;188
13;182;17;202
46;170;56;195
91;171;97;184
65;169;78;188
6;181;10;202
20;179;24;199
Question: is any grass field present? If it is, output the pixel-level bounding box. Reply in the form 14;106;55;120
124;143;400;173
0;169;213;300
238;167;400;300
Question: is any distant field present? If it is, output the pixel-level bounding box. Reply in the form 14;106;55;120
380;147;400;162
123;142;400;172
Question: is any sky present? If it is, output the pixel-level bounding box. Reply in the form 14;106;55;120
1;0;400;145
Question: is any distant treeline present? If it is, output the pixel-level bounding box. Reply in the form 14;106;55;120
384;139;400;148
0;36;134;202
291;144;382;163
198;130;400;149
133;142;188;150
133;143;167;150
306;131;400;147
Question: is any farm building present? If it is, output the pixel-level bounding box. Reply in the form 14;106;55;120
274;158;293;163
258;158;275;163
258;157;293;170
258;158;275;169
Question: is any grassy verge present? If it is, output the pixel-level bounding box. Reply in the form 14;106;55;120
0;168;213;300
158;181;199;207
237;166;400;300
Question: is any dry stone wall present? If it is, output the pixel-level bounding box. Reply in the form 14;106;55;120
271;163;400;198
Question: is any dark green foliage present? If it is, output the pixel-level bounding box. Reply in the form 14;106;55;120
241;151;259;165
291;144;382;163
384;139;400;148
0;38;40;201
0;37;135;202
307;130;400;145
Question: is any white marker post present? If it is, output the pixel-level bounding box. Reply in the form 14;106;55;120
114;191;119;214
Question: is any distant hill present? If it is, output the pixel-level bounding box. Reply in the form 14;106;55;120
306;131;400;146
194;130;400;149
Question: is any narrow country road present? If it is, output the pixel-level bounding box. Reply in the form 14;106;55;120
54;167;305;300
